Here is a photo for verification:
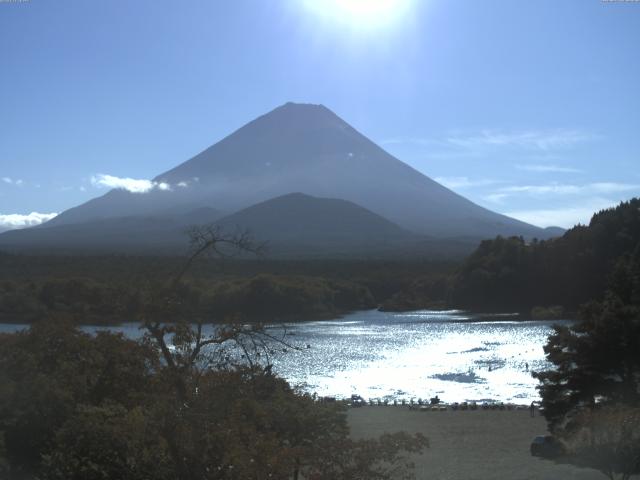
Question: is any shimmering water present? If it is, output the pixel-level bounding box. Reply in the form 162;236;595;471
0;309;567;404
266;310;566;404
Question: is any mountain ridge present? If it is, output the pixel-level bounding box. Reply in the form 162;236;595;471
216;192;416;251
1;102;562;255
0;193;449;257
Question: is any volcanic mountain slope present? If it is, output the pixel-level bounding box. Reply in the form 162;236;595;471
216;193;417;254
0;194;426;256
36;102;552;240
0;208;224;254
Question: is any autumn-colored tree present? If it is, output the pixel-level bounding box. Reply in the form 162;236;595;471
0;226;428;479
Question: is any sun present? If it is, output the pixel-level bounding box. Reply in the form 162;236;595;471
334;0;406;20
303;0;413;31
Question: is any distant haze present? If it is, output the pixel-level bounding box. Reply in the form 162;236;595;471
2;2;638;229
0;103;558;256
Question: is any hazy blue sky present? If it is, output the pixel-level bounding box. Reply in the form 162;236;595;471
1;0;639;230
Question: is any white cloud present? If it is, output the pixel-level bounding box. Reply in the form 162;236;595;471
381;129;596;163
504;206;596;229
1;177;24;186
0;212;58;231
177;181;188;188
484;193;509;204
90;174;175;194
434;176;498;189
486;182;639;227
446;129;596;151
91;174;154;193
516;164;582;173
496;182;640;197
501;184;581;195
590;182;640;194
381;137;435;147
503;199;620;229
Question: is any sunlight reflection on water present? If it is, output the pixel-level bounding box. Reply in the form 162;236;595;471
0;309;567;404
265;309;568;404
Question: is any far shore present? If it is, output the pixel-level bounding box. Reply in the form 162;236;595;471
0;307;576;327
348;406;606;480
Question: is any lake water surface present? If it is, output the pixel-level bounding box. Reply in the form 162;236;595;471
268;309;565;404
0;309;567;404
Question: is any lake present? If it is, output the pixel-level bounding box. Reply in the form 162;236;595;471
0;309;567;404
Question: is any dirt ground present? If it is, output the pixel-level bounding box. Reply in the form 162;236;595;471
348;406;608;480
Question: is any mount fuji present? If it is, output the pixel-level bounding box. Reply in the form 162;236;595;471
0;103;558;256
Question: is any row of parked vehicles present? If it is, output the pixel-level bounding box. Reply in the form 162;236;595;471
347;395;523;411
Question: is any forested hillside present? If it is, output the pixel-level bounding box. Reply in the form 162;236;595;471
0;254;454;324
448;198;640;313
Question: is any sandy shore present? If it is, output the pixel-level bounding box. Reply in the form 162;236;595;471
348;406;606;480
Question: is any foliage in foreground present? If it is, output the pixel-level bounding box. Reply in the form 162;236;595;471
534;243;640;479
561;406;640;480
0;273;377;325
535;296;640;430
0;225;428;479
449;198;640;313
0;320;427;480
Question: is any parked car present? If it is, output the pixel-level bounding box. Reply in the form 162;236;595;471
530;435;564;458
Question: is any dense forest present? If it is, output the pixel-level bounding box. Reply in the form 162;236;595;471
0;318;428;479
447;198;640;314
0;226;430;480
0;253;454;324
2;198;638;324
529;206;640;479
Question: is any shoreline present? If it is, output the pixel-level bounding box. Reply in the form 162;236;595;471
0;307;575;326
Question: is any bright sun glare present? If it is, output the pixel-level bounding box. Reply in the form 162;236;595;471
303;0;413;30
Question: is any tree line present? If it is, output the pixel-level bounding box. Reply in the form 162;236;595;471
502;199;640;479
532;240;640;479
0;274;377;325
0;252;454;325
0;226;428;480
448;198;640;314
0;319;428;479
